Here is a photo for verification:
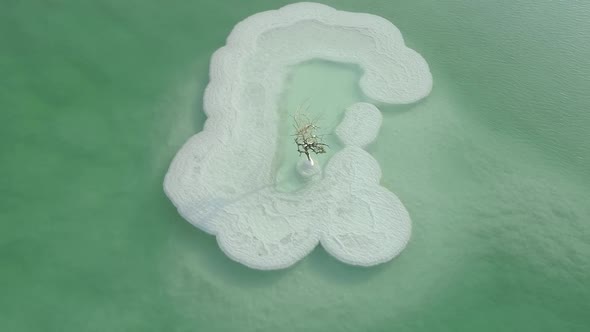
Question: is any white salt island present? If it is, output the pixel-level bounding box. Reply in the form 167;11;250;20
164;2;432;269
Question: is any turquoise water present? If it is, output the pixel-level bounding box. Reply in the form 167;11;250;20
1;1;589;331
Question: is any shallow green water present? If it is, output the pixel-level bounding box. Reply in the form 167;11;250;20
2;1;590;331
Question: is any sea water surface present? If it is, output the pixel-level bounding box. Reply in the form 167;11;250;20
1;1;589;331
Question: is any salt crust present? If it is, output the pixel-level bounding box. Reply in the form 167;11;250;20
164;2;432;269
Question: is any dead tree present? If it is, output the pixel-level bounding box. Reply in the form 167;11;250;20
292;113;328;165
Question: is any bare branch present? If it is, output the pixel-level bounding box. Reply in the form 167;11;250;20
292;104;329;162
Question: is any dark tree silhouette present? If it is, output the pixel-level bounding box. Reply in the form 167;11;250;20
292;113;328;165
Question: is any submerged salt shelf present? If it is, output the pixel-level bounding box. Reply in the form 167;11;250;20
164;2;433;269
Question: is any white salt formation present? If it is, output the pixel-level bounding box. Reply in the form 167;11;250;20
164;2;432;269
214;103;411;269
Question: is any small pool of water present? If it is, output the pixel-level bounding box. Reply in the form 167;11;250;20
274;60;365;192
